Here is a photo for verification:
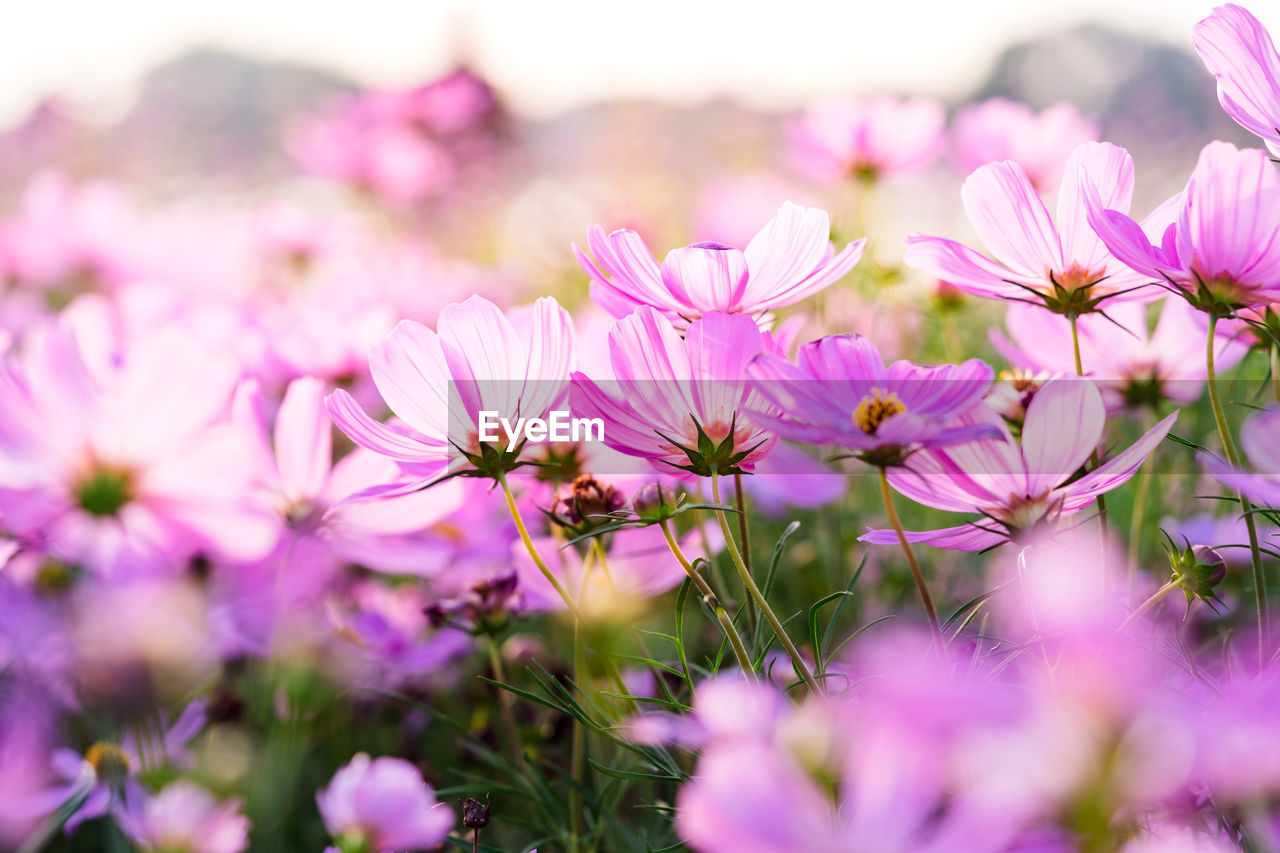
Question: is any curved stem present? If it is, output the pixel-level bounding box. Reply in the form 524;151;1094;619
1206;312;1268;664
877;468;943;644
1115;579;1182;635
710;472;821;693
496;472;585;622
660;519;756;682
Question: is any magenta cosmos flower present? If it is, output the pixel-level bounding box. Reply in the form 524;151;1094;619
861;379;1176;550
787;96;946;182
1204;405;1280;507
1086;140;1280;312
326;295;575;481
317;753;453;853
907;141;1165;314
950;98;1098;192
745;334;996;468
1193;4;1280;157
992;296;1249;409
570;308;778;476
574;201;863;327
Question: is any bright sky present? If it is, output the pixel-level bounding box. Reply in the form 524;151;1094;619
1;0;1271;123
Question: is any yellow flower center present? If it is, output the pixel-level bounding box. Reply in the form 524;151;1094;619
853;389;905;435
85;741;131;784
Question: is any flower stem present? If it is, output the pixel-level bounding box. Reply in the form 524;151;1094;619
877;467;943;644
1271;344;1280;404
496;472;586;622
485;635;525;771
732;472;759;640
710;472;821;693
1115;579;1182;634
1068;313;1109;539
1206;312;1268;664
660;519;756;682
1127;456;1153;603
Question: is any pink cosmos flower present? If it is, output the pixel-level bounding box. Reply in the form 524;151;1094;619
1193;4;1280;157
1204;405;1280;507
991;296;1249;409
574;201;864;327
906;141;1167;312
238;376;466;576
326;295;575;482
950;98;1098;192
1085;140;1280;310
117;782;249;853
745;334;996;468
860;379;1176;550
787;96;946;182
0;325;275;575
316;753;454;853
570;308;779;476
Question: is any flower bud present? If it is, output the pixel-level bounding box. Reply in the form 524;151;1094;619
632;483;678;521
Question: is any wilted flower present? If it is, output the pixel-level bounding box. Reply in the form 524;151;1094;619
575;201;863;327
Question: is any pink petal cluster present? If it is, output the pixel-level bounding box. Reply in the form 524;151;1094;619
575;201;864;327
950;98;1099;191
316;753;454;853
862;379;1175;550
787;97;946;182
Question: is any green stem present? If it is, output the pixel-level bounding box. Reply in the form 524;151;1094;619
570;620;585;849
1127;455;1153;603
660;519;756;682
1206;312;1268;665
497;472;585;622
732;472;759;640
877;468;943;643
710;472;821;693
1272;344;1280;404
1069;313;1109;539
486;635;526;771
1115;579;1182;634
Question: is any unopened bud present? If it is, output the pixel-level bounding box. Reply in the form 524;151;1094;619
632;483;678;521
462;795;491;829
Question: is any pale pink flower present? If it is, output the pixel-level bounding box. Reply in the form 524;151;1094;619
906;142;1169;311
575;201;863;327
1085;140;1280;310
118;782;249;853
991;296;1249;410
950;99;1098;191
0;325;274;575
327;295;575;482
787;96;946;182
316;753;454;852
1193;4;1280;156
861;379;1176;550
